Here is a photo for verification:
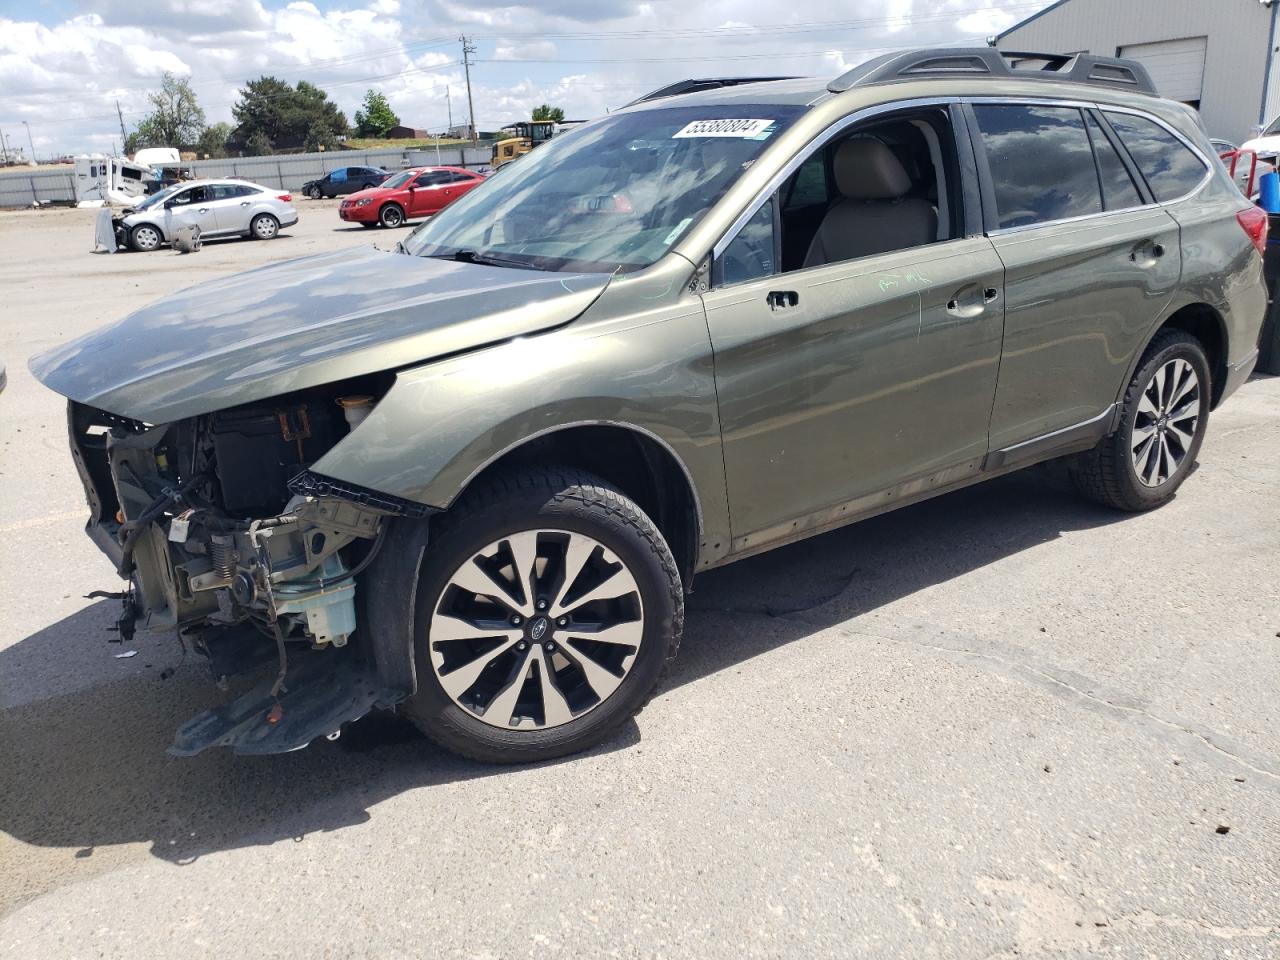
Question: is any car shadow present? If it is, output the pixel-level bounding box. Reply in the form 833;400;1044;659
0;467;1126;867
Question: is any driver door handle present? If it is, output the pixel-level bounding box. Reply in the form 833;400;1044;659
767;290;799;310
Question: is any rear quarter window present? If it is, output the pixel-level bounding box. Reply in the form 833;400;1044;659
973;104;1103;229
1103;112;1208;202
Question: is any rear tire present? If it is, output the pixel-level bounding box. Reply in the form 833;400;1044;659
379;203;405;228
250;213;279;240
1069;330;1211;511
403;467;683;764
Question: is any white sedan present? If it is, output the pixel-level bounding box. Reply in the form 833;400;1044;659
117;179;299;252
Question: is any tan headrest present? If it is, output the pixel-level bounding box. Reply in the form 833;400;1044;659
833;138;912;200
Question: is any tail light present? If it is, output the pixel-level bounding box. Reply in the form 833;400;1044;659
277;193;292;202
1236;205;1268;256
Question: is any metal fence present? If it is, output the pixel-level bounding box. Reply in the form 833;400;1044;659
0;145;494;207
0;167;79;207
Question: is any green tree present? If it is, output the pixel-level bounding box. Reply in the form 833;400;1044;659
245;131;273;156
354;89;400;138
195;122;232;159
231;76;348;152
129;73;206;148
304;119;339;152
532;104;565;122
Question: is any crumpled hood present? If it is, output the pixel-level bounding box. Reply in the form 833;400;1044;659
30;246;610;422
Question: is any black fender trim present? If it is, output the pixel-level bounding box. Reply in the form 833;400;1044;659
360;516;431;699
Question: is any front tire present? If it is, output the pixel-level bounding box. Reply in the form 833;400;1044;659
404;467;683;764
129;223;163;252
379;203;405;228
307;185;322;200
1070;330;1211;511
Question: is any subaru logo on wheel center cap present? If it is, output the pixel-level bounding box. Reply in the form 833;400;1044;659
530;617;549;641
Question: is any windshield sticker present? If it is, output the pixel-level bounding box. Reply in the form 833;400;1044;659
673;119;774;139
663;218;693;245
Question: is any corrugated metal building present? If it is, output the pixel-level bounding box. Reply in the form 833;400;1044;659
995;0;1280;142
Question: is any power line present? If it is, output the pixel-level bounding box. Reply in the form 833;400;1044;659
477;37;989;66
477;3;1044;42
8;1;1036;111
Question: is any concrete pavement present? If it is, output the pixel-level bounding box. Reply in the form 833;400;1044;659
1;202;1277;958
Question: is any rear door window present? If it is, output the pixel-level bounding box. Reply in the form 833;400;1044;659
1085;114;1143;210
1103;112;1208;202
972;104;1103;229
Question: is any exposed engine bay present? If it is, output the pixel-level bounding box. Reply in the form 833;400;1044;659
67;378;425;754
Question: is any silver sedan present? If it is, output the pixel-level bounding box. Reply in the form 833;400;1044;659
118;179;299;252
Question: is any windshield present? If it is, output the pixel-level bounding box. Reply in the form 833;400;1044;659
404;104;806;273
380;170;415;189
131;183;184;211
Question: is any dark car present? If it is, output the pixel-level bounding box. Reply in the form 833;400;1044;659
301;166;389;199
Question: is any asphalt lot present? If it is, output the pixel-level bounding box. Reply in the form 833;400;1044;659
1;199;1278;959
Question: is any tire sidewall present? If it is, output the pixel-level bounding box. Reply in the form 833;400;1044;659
380;203;404;228
408;484;678;760
251;213;279;239
131;224;162;251
1116;335;1211;505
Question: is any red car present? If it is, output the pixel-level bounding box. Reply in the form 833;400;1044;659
338;166;486;229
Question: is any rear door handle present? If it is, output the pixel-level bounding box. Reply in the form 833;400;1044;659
767;290;799;310
1130;239;1166;263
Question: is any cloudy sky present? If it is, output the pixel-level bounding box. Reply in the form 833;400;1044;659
0;0;1050;157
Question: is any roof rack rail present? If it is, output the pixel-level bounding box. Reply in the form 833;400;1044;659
623;77;799;108
827;47;1157;96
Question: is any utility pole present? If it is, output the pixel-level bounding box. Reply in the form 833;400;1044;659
447;86;453;130
460;35;478;146
0;126;7;164
116;100;128;154
22;120;36;164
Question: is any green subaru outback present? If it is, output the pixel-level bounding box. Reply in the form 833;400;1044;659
32;49;1267;763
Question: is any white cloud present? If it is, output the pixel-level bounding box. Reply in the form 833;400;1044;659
1;0;1052;156
493;40;558;61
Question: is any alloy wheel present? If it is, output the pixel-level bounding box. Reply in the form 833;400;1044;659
1131;357;1200;487
429;529;644;731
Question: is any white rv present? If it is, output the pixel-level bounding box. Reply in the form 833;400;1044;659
73;154;155;207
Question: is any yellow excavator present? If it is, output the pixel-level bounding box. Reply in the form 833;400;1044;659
490;120;559;169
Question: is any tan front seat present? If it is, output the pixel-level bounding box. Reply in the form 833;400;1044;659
802;138;938;268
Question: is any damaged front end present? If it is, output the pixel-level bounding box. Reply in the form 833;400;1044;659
68;385;428;755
